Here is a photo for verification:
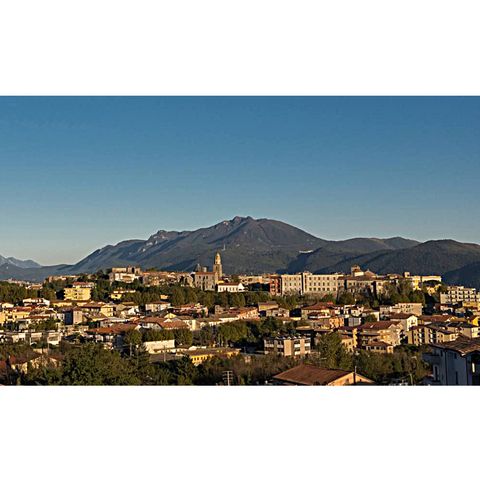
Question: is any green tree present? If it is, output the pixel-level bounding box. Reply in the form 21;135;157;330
314;332;352;370
124;329;143;356
60;344;140;385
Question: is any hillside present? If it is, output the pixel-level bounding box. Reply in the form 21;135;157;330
318;240;480;277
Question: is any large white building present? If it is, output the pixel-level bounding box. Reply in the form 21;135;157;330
280;272;342;296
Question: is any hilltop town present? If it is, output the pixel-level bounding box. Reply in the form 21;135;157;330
1;251;480;385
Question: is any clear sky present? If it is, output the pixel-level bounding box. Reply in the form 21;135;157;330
1;96;479;265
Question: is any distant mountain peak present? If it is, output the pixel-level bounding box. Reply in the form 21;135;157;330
0;255;41;269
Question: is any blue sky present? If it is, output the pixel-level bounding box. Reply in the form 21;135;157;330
0;96;479;265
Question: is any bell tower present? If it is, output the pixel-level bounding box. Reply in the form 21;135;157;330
213;251;223;279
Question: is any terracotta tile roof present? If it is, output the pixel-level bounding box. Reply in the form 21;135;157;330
387;313;417;319
273;364;371;386
432;335;480;355
358;321;401;330
88;324;137;335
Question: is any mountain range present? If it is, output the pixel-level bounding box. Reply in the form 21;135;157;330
2;216;480;288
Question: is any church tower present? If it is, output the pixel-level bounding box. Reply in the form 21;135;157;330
213;251;223;279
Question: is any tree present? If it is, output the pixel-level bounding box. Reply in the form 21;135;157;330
170;287;186;306
314;332;352;370
173;328;193;347
60;344;140;385
337;292;355;305
124;329;143;356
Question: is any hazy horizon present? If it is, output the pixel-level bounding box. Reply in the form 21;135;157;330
1;96;479;264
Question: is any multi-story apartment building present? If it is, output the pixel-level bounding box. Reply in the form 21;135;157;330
267;275;282;296
264;335;311;357
424;336;480;385
64;282;94;301
356;321;403;349
407;324;459;346
440;286;480;305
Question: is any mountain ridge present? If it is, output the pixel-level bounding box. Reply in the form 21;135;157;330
1;217;480;288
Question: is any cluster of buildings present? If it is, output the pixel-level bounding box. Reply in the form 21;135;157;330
3;252;480;385
268;267;442;297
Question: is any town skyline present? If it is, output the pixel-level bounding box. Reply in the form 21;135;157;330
1;97;480;264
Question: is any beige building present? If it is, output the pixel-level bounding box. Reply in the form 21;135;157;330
407;324;459;346
108;267;142;283
194;271;218;291
356;321;403;349
440;286;480;305
281;272;342;296
194;252;223;291
380;303;423;317
64;282;94;301
264;335;311;357
403;272;442;290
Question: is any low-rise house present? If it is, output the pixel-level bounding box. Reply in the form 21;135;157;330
171;303;208;317
228;307;259;320
110;289;136;301
380;303;423;317
445;321;480;339
108;267;142;283
1;307;32;323
418;314;456;325
135;317;189;331
79;302;115;317
386;313;418;332
23;298;51;308
86;323;138;349
258;301;279;314
307;316;344;330
115;303;140;317
340;335;355;353
301;302;336;320
143;339;176;354
145;301;172;313
272;364;373;386
64;308;86;325
0;352;62;378
179;347;240;366
337;326;358;349
1;330;63;346
217;282;245;293
364;341;394;354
